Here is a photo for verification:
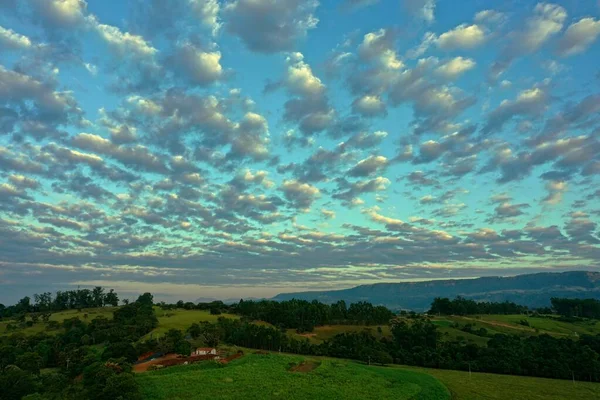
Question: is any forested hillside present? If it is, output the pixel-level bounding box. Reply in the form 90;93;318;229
273;271;600;310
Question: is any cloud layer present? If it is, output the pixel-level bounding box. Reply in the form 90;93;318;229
0;0;599;303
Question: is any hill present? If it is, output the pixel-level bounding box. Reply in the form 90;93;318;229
137;352;450;400
272;271;600;310
136;351;600;400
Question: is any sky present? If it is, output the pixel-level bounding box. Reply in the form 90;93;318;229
0;0;599;304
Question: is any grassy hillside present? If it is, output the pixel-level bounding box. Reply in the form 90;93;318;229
0;307;115;336
430;314;600;340
137;353;450;400
406;365;600;400
145;307;239;338
136;351;600;400
0;307;238;337
287;324;391;344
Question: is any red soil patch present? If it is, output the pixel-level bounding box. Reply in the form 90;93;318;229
220;352;243;364
133;353;180;373
289;361;320;373
134;351;242;372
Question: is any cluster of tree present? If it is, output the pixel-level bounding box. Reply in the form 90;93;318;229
551;298;600;319
0;287;119;320
0;293;156;400
234;299;394;332
429;296;529;316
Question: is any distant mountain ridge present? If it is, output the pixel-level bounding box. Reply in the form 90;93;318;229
272;271;600;311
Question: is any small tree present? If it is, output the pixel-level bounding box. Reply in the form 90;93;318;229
16;352;43;375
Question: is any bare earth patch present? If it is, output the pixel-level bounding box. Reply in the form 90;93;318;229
289;361;320;373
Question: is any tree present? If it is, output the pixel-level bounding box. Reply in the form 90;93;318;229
100;373;142;400
92;287;105;308
371;350;393;366
104;289;119;307
0;366;40;400
16;352;43;375
103;342;138;363
17;296;31;313
136;293;154;306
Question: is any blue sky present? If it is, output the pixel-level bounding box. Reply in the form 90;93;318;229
0;0;599;303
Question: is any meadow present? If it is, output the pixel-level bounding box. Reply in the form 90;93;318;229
287;324;391;343
407;365;600;400
145;307;239;338
136;351;600;400
0;307;115;336
136;352;450;400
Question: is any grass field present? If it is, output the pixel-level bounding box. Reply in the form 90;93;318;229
405;365;600;400
0;307;238;338
477;314;600;337
0;307;115;336
137;352;450;400
145;308;239;339
287;324;391;344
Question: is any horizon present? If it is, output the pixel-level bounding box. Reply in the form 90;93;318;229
1;0;600;305
2;268;598;305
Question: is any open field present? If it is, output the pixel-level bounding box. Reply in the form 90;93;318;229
405;365;600;400
0;307;238;337
137;352;450;400
0;307;115;336
287;324;391;343
429;314;600;340
146;308;239;338
477;314;600;337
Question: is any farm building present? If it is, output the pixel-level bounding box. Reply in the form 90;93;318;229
194;347;217;356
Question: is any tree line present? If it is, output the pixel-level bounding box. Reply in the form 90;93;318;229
233;299;394;332
551;297;600;319
429;296;529;315
0;287;119;319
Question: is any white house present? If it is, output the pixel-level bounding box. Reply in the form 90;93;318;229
194;347;217;356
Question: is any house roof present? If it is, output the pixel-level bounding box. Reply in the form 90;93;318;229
196;347;216;351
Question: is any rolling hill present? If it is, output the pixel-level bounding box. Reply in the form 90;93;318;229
272;271;600;311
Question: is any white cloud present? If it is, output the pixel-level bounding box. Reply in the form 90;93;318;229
352;95;386;116
514;3;567;55
437;24;486;50
189;0;221;35
358;29;403;69
0;25;32;49
349;155;388;176
403;0;436;23
282;179;321;210
91;17;157;59
223;0;319;53
31;0;88;28
285;52;325;97
174;43;223;85
543;180;567;205
556;17;600;57
84;63;97;76
474;10;505;25
483;86;549;133
435;57;476;79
